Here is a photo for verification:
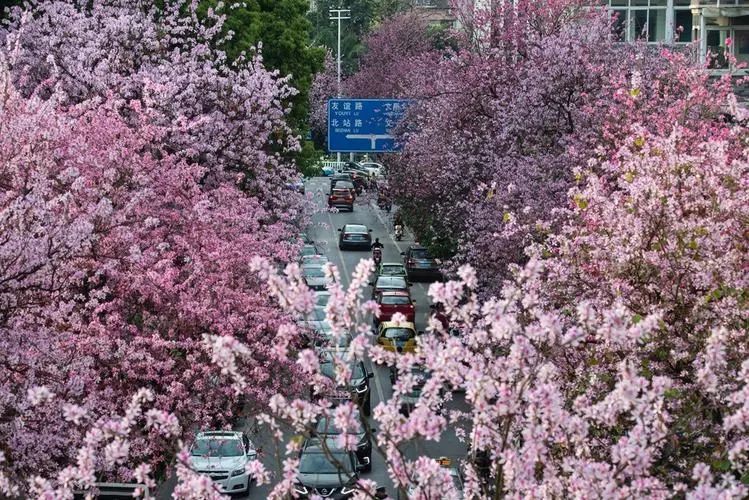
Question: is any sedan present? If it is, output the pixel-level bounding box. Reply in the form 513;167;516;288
314;416;372;472
302;265;333;291
376;262;407;279
376;321;418;354
370;275;409;300
375;290;415;325
338;224;372;250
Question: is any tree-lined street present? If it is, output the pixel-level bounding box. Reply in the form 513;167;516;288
1;0;748;498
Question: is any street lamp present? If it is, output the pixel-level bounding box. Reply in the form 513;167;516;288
329;8;350;165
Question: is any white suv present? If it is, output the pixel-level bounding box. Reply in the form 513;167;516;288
189;431;256;495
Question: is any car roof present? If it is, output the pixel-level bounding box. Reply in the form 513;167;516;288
380;321;416;329
343;224;368;232
409;244;427;250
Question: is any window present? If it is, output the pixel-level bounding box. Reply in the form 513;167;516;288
674;9;694;42
607;0;667;42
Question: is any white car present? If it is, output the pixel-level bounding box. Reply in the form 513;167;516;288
189;431;257;495
358;162;384;177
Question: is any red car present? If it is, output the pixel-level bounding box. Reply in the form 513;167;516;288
328;187;354;211
376;291;415;325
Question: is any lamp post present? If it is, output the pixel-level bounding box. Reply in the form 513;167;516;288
329;8;350;165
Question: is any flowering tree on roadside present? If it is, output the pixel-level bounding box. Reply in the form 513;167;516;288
0;0;310;489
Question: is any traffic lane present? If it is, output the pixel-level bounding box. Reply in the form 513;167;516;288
307;178;469;492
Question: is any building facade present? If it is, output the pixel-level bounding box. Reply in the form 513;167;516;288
605;0;749;70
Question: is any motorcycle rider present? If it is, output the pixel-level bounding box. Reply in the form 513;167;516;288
371;238;384;265
371;238;384;250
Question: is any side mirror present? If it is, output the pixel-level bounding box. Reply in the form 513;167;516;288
369;282;375;286
368;229;373;232
418;330;425;335
367;373;374;379
337;228;342;232
400;251;405;256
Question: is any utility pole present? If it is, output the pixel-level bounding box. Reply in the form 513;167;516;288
329;8;350;166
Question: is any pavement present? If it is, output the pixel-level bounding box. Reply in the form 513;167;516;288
158;177;468;499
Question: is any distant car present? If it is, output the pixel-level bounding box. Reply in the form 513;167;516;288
302;264;332;291
321;165;336;177
376;262;407;279
189;431;257;495
294;438;364;499
376;290;415;325
402;245;442;282
376;321;418;354
339;170;367;192
330;174;353;191
370;275;409;300
314;416;372;472
389;365;440;416
301;244;320;258
338;224;372;250
358;162;384;177
328;187;355;212
318;349;373;416
285;180;305;194
401;457;464;499
301;254;329;267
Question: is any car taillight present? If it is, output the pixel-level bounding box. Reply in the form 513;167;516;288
408;259;415;266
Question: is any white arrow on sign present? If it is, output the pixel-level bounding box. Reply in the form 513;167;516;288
345;134;393;150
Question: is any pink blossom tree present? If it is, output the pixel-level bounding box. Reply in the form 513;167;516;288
0;6;308;486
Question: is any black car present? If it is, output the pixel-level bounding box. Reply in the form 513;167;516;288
314;417;372;472
339;170;367;193
294;438;364;499
389;365;442;417
338;224;372;250
318;350;373;416
401;245;442;282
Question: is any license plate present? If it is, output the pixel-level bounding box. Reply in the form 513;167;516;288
417;262;431;268
348;235;364;241
332;390;350;399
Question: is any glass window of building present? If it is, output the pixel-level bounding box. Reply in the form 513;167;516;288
606;0;667;42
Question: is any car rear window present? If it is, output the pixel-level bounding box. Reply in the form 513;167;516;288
383;328;414;340
411;248;432;259
332;189;351;196
381;296;410;305
345;225;368;233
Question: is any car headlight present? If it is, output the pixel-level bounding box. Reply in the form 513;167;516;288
294;484;309;494
231;468;245;477
355;382;368;394
341;485;357;495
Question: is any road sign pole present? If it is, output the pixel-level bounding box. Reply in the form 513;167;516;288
329;8;350;165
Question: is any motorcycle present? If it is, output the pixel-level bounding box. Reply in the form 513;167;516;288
394;224;403;241
372;247;383;266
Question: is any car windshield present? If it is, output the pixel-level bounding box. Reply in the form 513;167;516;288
383;328;414;340
303;267;326;278
380;265;404;275
315;293;330;307
299;451;352;474
320;360;365;380
411;248;433;259
302;245;317;256
316;417;341;434
191;438;244;457
381;295;410;305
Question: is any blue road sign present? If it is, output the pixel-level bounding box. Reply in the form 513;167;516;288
327;98;410;153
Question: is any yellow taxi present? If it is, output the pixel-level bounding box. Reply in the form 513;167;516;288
376;321;418;354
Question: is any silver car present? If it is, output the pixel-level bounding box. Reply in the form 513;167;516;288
189;431;257;495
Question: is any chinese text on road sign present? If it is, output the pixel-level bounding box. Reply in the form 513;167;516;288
327;99;410;153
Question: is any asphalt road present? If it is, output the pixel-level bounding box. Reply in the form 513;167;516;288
158;177;468;499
